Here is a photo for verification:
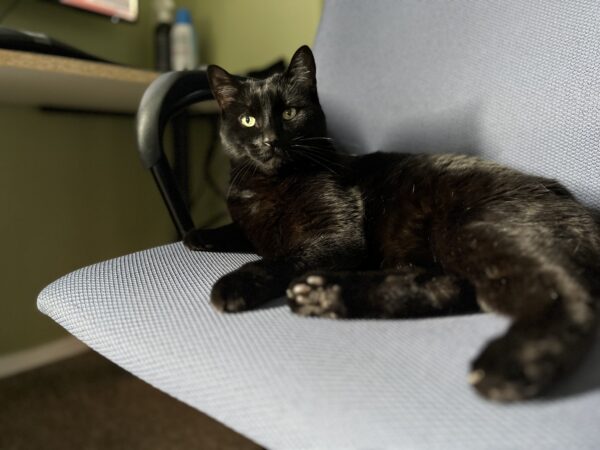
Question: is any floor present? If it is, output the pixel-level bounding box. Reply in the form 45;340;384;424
0;351;262;450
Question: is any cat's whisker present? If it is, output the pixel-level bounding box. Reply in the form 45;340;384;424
226;169;242;199
303;155;337;174
291;146;336;169
303;153;345;171
227;160;253;199
290;142;336;153
292;136;333;142
291;143;335;152
289;147;339;174
289;145;347;170
291;143;327;150
289;145;342;164
250;161;259;180
293;148;342;162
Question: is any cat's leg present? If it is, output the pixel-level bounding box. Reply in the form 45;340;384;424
467;267;597;402
287;266;477;319
469;304;596;401
211;259;295;312
210;211;367;312
439;220;600;401
212;242;367;313
184;222;255;253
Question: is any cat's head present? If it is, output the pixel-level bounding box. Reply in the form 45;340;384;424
207;45;328;174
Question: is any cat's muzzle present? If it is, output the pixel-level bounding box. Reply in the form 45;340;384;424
256;146;277;162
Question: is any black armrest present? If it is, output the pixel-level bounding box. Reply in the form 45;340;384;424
136;71;214;238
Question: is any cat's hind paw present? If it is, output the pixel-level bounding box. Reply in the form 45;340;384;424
468;332;559;402
287;274;348;318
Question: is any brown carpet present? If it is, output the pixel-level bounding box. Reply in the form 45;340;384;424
0;351;262;450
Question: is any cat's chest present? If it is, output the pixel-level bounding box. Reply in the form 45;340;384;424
227;174;359;257
228;180;305;230
227;185;298;256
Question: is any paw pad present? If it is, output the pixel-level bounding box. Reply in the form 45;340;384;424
287;275;346;318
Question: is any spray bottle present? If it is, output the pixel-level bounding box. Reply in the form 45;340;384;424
170;8;198;71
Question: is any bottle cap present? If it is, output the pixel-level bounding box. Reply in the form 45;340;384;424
154;0;174;23
175;8;193;24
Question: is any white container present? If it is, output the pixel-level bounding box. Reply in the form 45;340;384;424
170;8;197;71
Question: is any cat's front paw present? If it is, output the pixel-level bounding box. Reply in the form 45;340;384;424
210;273;255;312
287;274;348;318
183;230;214;252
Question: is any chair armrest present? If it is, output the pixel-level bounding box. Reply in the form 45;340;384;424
136;71;214;237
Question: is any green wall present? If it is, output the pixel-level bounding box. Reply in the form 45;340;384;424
0;0;322;355
0;107;174;353
193;1;323;73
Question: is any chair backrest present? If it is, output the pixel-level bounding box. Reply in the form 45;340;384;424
314;0;600;208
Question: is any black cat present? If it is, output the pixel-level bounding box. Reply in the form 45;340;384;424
184;46;600;402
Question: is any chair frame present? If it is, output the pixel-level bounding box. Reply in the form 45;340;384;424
136;71;214;238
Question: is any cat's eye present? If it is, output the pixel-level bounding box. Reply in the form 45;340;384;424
239;114;256;127
282;108;297;120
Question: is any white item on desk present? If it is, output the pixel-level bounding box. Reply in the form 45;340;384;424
170;8;198;71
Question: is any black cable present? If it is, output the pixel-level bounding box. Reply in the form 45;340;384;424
203;115;227;200
189;115;229;228
172;110;190;207
0;0;20;24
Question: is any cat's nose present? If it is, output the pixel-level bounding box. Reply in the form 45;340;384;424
262;132;277;148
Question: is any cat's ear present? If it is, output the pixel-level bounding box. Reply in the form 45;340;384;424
207;65;239;110
286;45;316;88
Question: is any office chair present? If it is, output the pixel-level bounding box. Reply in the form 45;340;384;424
39;1;600;447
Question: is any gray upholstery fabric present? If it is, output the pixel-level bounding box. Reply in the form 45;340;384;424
316;0;600;208
38;1;600;448
38;243;600;449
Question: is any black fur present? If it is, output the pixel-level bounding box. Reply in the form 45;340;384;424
184;46;600;402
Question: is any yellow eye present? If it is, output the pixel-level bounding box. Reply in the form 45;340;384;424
239;115;256;127
283;108;297;120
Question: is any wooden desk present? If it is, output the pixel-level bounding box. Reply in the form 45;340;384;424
0;49;217;114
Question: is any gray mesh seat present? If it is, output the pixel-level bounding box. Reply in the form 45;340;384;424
38;1;600;448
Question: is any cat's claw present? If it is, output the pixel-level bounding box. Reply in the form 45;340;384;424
287;274;347;318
